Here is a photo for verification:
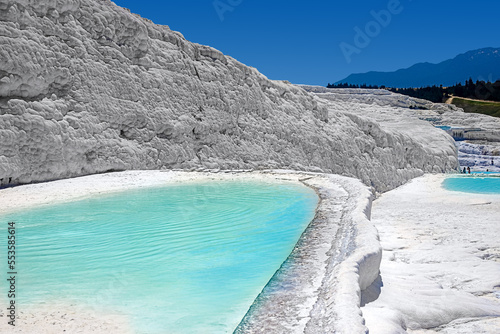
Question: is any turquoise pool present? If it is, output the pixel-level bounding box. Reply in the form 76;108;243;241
0;180;318;333
442;176;500;194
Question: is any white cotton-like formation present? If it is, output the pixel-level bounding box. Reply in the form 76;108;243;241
0;0;460;192
362;174;500;334
1;1;499;333
456;141;500;172
302;86;500;173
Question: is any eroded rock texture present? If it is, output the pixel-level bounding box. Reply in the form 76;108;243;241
0;0;457;191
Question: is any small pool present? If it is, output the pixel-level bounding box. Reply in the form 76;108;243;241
442;176;500;194
0;180;318;333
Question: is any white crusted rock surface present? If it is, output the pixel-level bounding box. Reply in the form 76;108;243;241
301;86;500;143
0;0;458;192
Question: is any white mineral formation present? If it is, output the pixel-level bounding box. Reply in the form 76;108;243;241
362;174;500;334
1;1;499;333
0;0;458;192
302;86;500;173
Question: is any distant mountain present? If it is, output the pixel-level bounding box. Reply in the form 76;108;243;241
335;47;500;88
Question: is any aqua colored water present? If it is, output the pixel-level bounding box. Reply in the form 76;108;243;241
0;181;318;333
442;176;500;194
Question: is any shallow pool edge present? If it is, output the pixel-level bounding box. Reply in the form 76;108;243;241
0;170;382;334
442;174;500;195
234;173;380;334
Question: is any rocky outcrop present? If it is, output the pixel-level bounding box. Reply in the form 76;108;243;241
0;0;457;192
302;87;500;173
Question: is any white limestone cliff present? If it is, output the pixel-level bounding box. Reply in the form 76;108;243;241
302;86;500;173
0;0;458;192
1;1;499;333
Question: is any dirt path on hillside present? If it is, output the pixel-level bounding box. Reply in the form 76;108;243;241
446;95;500;104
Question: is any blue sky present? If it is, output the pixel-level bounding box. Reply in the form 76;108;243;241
112;0;499;85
